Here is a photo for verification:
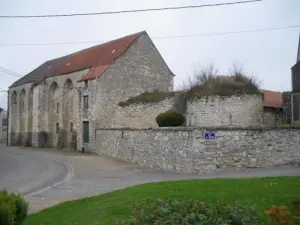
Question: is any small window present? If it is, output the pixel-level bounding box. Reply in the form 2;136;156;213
57;103;59;113
12;97;17;104
56;123;59;133
70;122;73;132
84;80;88;88
83;96;89;109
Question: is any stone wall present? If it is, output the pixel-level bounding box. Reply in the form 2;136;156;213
92;33;174;128
93;127;300;174
78;33;175;149
263;109;277;127
111;97;176;128
186;94;263;128
263;108;284;127
112;94;264;129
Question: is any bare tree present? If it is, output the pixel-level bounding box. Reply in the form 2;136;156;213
176;63;218;91
229;62;262;89
229;62;244;76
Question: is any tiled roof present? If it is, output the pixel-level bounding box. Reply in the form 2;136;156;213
259;89;282;108
78;65;110;82
10;31;145;88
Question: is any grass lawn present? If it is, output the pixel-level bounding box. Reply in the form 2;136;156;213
24;177;300;225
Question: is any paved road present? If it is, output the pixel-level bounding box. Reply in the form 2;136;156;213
1;144;300;214
0;145;69;196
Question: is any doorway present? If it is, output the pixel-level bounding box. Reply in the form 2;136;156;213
83;121;89;143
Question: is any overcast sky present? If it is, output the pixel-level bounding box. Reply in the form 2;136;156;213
0;0;299;110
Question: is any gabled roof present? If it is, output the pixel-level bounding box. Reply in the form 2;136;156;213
259;89;282;108
10;31;145;88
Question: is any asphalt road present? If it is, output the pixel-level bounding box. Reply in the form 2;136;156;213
1;144;300;214
0;145;69;196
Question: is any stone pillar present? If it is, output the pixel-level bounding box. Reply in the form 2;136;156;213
75;85;83;151
32;85;49;148
32;86;39;147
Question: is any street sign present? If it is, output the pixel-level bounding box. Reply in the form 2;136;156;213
204;133;216;139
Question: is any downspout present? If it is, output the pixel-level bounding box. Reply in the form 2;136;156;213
7;90;9;146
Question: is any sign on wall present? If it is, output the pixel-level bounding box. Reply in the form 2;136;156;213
204;133;216;139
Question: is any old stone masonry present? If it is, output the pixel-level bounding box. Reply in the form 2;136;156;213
8;31;174;150
7;30;300;174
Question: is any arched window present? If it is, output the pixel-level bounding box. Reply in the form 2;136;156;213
19;89;26;113
11;91;17;113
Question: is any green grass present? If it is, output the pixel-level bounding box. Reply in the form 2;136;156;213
24;177;300;225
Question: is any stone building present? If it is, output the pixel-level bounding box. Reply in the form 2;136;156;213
7;31;174;150
260;89;284;126
291;34;300;124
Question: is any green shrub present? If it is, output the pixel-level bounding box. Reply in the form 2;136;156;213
0;201;14;225
119;198;261;225
118;91;176;107
187;74;261;99
156;110;185;127
0;189;28;225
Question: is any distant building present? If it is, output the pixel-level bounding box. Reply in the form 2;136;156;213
291;34;300;124
260;89;284;126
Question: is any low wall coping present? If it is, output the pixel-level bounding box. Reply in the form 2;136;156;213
95;126;300;132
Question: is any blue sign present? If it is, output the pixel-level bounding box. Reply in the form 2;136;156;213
204;133;216;139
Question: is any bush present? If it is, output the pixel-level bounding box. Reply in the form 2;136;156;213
265;205;300;225
187;74;260;99
118;91;176;107
156;110;185;127
179;64;261;99
119;198;261;225
0;189;28;225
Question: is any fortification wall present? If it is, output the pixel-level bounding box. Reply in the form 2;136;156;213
186;94;263;127
111;97;175;128
113;94;264;128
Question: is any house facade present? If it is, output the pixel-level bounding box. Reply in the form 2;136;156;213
7;31;174;150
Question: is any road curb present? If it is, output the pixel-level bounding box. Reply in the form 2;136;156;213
24;160;75;198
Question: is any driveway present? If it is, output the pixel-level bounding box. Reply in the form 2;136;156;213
1;144;300;213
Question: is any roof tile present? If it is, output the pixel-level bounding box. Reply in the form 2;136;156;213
79;65;110;82
259;89;282;108
10;31;145;87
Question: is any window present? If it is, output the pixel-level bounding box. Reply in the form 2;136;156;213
11;91;17;113
12;96;17;104
83;96;89;109
84;80;88;88
57;103;59;113
56;123;59;133
70;122;73;132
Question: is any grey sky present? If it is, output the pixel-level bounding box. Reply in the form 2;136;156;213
0;0;299;110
